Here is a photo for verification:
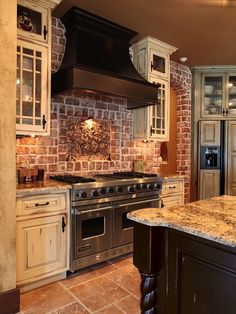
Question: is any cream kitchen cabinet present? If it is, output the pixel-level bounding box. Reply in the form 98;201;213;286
192;66;236;120
16;0;60;136
131;36;177;141
161;177;184;208
199;170;220;200
199;120;221;146
16;189;69;291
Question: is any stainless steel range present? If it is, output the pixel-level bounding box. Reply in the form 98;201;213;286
50;172;162;271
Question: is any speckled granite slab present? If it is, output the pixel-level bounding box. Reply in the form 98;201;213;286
16;180;71;196
128;195;236;248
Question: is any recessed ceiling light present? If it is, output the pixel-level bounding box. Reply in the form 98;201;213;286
179;57;188;63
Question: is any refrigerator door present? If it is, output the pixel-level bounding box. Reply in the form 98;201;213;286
225;121;236;195
198;120;221;200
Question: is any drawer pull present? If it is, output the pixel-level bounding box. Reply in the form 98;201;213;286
169;185;177;189
35;201;49;207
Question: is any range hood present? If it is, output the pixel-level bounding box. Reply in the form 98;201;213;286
51;6;160;109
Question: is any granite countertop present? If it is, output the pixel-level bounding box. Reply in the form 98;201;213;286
128;195;236;248
16;180;72;196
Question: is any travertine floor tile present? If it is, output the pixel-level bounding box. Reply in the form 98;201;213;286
61;261;117;288
95;304;123;313
116;295;140;313
19;255;141;314
108;265;141;298
20;282;75;314
69;276;128;312
56;301;89;313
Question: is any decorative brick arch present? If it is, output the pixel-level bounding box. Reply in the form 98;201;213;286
170;61;192;203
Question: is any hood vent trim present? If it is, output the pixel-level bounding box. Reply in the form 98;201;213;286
52;6;160;109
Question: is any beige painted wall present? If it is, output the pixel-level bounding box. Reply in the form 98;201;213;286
0;0;17;292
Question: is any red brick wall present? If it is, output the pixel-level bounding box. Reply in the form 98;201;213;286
170;61;192;203
16;17;191;202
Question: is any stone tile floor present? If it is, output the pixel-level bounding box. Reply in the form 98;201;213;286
19;254;141;314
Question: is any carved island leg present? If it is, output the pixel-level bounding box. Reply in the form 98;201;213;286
132;222;164;314
140;271;158;313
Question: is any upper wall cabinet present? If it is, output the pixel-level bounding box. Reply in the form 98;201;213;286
16;0;61;136
192;66;236;120
131;36;177;141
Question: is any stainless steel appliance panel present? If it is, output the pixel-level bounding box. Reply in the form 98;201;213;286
73;203;113;259
113;196;160;247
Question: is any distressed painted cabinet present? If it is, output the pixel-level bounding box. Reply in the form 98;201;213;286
16;0;60;135
161;176;184;208
131;36;177;141
16;189;69;291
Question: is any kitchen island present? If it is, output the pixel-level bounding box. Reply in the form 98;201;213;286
128;195;236;314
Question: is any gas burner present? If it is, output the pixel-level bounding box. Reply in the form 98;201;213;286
50;175;96;184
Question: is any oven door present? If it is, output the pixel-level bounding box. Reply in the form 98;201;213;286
72;203;113;259
113;196;160;247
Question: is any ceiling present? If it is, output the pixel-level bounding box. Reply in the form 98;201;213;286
53;0;236;68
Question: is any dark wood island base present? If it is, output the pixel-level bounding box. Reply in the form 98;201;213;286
133;221;236;314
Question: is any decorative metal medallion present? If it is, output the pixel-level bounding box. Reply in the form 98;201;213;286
67;117;110;160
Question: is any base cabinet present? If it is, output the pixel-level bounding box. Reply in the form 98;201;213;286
167;231;236;314
16;190;69;289
133;224;236;314
161;177;184;208
16;214;67;282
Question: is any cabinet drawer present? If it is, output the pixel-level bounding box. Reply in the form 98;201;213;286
162;180;183;195
162;194;184;209
16;193;66;216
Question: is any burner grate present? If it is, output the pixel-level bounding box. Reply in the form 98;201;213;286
113;172;158;178
50;175;96;184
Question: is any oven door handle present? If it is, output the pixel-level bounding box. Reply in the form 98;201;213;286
116;197;160;208
74;206;113;215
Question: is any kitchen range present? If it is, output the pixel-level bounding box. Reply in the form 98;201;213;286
50;172;162;271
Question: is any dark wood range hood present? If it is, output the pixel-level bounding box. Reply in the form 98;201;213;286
51;6;160;109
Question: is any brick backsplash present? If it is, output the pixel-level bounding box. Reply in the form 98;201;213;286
16;17;191;203
16;92;160;176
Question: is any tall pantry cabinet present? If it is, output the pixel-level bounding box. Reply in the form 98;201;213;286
192;66;236;201
131;36;177;141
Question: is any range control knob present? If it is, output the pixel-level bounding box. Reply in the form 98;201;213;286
116;186;123;193
155;183;161;190
80;191;87;199
100;187;107;195
108;187;115;194
128;186;135;193
92;190;99;198
141;184;147;190
147;183;154;191
134;184;141;191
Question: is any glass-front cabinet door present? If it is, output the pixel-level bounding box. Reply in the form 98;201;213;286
227;74;236;116
201;74;224;117
148;78;169;140
17;1;48;43
16;39;48;135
